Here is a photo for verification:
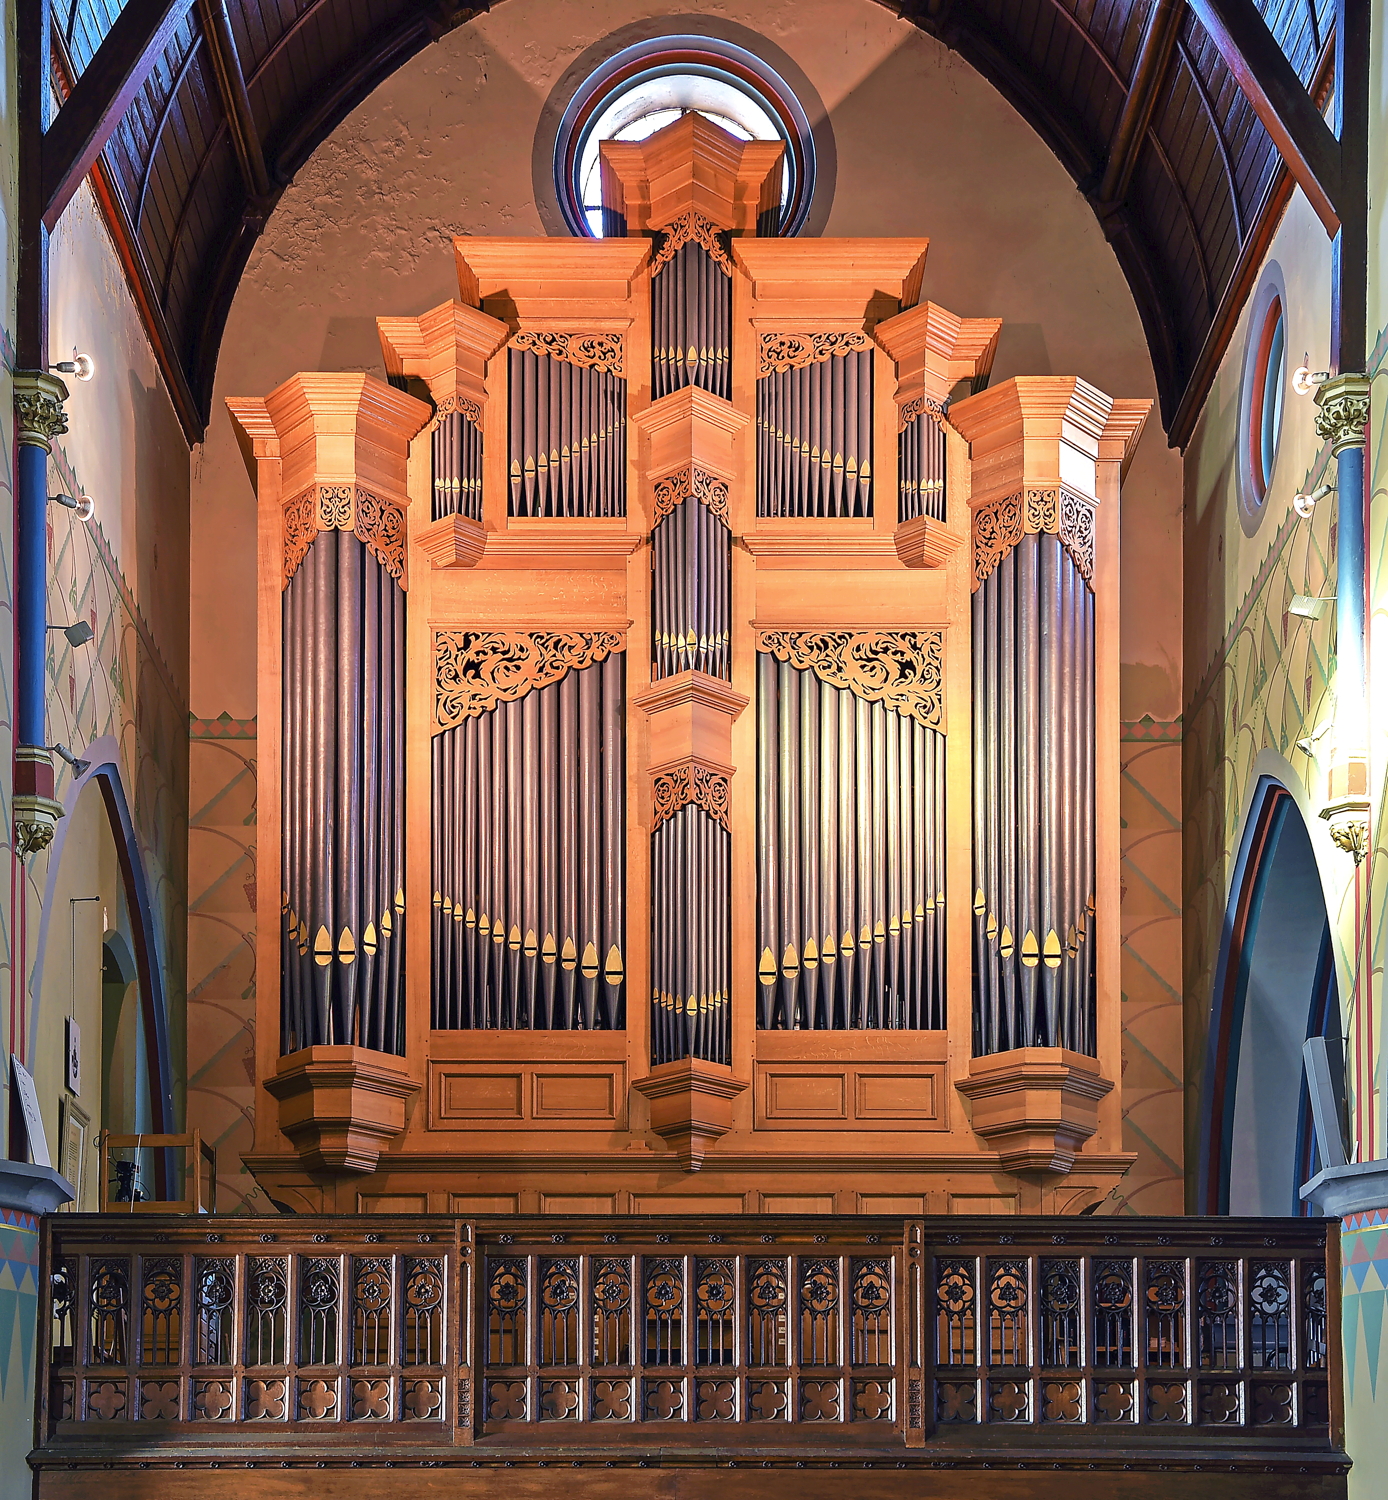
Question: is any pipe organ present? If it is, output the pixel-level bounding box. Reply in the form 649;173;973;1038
230;112;1150;1212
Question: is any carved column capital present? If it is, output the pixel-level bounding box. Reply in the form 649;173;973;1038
13;371;69;449
1314;374;1371;455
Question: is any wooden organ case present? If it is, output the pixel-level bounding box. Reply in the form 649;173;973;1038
229;114;1150;1217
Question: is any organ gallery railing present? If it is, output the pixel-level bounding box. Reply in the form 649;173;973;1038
36;1214;1342;1470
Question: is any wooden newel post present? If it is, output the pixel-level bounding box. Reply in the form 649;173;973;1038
229;373;430;1173
950;378;1149;1175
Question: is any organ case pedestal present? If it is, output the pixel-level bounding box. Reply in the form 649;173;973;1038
229;113;1146;1215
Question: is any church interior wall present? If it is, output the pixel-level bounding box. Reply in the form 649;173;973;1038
189;0;1187;1216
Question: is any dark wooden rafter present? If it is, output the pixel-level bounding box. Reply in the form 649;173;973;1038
49;27;204;438
195;0;270;199
1168;29;1336;446
1096;0;1183;209
1185;0;1342;231
42;0;197;230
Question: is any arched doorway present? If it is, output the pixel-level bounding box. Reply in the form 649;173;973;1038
1200;776;1343;1215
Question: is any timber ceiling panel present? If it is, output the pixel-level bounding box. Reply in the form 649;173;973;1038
47;0;1335;442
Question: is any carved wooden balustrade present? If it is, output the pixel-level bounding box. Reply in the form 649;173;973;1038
34;1215;1345;1483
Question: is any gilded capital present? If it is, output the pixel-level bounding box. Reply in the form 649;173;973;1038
1313;374;1370;455
12;371;70;449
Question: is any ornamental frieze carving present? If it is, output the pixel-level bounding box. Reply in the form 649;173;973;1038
972;487;1095;591
281;484;408;587
651;761;731;830
758;331;870;378
650;211;734;277
510;330;625;378
651;466;730;526
433;629;626;729
898;394;947;432
429;394;483;432
755;629;944;731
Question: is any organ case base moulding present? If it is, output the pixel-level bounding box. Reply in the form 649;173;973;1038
229;111;1151;1215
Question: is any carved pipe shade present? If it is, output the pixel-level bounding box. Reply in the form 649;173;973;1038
281;530;405;1055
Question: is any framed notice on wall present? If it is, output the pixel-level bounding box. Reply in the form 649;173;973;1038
57;1097;90;1210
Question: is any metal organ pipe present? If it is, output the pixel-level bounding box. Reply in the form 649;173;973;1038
431;408;484;521
971;531;1096;1056
281;527;406;1055
898;411;947;522
508;347;627;518
431;656;626;1031
756;348;874;517
756;655;946;1031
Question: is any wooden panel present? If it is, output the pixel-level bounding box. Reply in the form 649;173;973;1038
532;1070;619;1120
539;1193;617;1214
436;1070;523;1120
356;1192;427;1213
855;1069;936;1119
857;1193;926;1213
764;1071;846;1119
948;1194;1018;1214
450;1193;518;1213
756;1061;947;1131
760;1193;835;1213
630;1194;746;1213
429;1061;626;1129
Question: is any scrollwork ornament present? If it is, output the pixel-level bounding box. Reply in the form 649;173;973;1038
434;629;625;728
1314;374;1371;455
282;486;318;584
651;466;730;526
898;394;947;432
430;394;483;432
756;629;944;731
282;485;408;587
972;488;1096;589
758;331;869;377
651;762;730;829
353;486;407;582
511;330;624;377
650;211;734;277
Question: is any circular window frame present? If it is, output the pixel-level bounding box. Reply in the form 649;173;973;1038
1237;262;1289;537
552;35;818;240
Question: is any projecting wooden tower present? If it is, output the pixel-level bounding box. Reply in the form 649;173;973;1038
229;114;1149;1216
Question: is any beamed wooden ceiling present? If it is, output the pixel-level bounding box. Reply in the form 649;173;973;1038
48;0;1336;444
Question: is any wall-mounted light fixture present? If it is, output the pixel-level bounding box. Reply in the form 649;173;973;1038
1287;594;1334;620
1295;718;1333;755
1293;482;1335;519
49;351;94;383
50;492;94;522
50;744;91;777
1292;355;1331;396
49;621;94;647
